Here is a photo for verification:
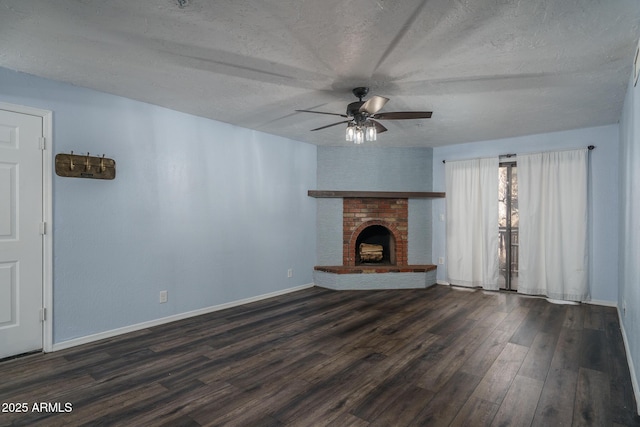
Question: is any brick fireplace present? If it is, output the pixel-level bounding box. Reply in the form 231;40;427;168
310;190;443;289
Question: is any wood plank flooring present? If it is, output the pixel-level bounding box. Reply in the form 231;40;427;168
0;285;638;426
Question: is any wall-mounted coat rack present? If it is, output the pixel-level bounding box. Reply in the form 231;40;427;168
55;152;116;180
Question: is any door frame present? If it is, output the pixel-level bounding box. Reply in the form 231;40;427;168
0;101;53;353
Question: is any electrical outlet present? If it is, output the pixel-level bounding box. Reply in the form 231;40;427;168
438;257;445;265
287;268;293;278
159;290;168;303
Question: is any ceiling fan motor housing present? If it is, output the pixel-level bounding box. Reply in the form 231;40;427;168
352;87;369;100
347;101;367;121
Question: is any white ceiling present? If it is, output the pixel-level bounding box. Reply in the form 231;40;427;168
1;0;639;147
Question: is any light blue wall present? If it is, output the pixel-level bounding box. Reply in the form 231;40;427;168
316;147;433;265
317;147;433;192
432;125;620;303
0;67;317;344
619;59;640;404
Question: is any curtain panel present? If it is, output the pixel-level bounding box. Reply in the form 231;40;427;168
518;148;589;301
445;157;499;289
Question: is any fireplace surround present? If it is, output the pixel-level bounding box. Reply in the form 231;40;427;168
310;190;443;289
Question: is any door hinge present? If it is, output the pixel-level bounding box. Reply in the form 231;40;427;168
40;308;46;322
39;136;46;150
39;222;47;235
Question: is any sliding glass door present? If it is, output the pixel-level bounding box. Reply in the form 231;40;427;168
498;161;518;290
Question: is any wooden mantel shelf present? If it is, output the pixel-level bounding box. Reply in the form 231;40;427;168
308;190;445;199
314;264;437;274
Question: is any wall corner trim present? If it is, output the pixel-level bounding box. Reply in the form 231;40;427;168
50;283;315;352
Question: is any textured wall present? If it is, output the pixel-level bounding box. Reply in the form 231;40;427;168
317;146;433;191
0;67;317;344
316;198;342;265
316;146;434;267
314;270;437;290
408;199;432;264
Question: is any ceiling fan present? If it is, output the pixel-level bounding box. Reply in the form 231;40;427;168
296;87;432;143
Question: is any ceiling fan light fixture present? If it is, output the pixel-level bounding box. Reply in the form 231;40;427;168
354;128;365;144
346;124;355;141
365;122;377;141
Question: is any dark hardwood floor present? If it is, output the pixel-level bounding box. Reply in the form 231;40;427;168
1;285;638;426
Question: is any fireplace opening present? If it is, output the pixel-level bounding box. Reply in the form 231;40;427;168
355;225;396;265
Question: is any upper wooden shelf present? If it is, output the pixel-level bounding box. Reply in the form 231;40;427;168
308;190;445;199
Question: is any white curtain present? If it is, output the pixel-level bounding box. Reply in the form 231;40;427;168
518;148;589;301
445;157;499;289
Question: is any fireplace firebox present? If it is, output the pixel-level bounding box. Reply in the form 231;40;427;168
355;225;395;265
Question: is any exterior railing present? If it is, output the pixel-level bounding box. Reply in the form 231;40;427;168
499;226;519;277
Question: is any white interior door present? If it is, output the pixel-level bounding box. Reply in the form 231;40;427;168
0;108;44;359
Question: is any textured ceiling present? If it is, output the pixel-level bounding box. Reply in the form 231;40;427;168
1;0;639;147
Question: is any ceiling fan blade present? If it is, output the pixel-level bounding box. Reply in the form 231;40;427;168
359;96;390;115
372;111;433;120
310;120;352;131
296;109;348;118
370;120;388;134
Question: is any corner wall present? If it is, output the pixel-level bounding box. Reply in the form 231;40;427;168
316;146;434;266
0;67;317;345
619;54;640;412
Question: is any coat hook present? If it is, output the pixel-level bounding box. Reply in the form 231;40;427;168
69;151;75;171
85;152;91;171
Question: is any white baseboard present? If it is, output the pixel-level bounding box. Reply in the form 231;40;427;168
51;283;315;352
436;280;450;286
618;307;640;415
585;298;618;307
